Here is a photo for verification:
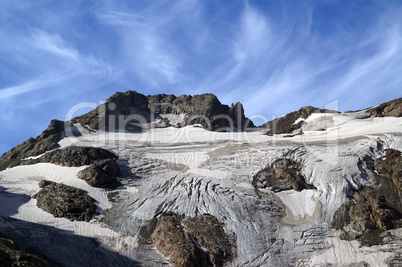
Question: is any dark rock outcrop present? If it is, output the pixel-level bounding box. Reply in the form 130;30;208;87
262;106;338;135
0;237;51;267
367;98;402;117
18;146;117;167
374;149;402;190
0;120;67;170
151;213;235;267
183;215;234;267
253;158;316;192
32;181;97;222
333;150;402;246
349;187;400;232
151;213;204;267
333;187;401;246
77;159;119;187
71;91;254;131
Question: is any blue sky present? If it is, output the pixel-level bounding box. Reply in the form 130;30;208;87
1;0;401;154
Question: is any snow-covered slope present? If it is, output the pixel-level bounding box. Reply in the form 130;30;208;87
0;104;401;266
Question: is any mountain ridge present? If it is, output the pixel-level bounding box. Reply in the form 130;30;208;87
1;93;400;169
0;92;401;266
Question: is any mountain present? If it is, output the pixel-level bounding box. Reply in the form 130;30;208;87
0;93;401;266
71;91;254;131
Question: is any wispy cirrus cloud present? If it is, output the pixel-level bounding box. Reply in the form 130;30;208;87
0;0;401;154
201;1;402;118
0;29;114;101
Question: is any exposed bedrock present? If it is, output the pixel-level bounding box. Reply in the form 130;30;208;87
333;186;401;246
77;159;119;187
151;213;235;267
32;180;98;222
262;106;339;135
333;149;402;246
71;91;254;131
367;97;402;117
0;120;68;170
253;158;316;192
0;236;52;267
374;148;402;190
17;146;117;167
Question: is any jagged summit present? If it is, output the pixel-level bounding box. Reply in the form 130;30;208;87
1;95;400;171
71;91;254;132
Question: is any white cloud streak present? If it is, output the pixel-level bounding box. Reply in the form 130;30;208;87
0;29;115;101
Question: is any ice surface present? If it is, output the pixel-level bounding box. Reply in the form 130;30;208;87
0;114;401;266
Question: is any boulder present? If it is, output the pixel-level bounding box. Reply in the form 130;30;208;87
77;159;119;187
32;181;97;222
253;158;316;192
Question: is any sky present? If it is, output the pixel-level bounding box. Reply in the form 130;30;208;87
0;0;401;155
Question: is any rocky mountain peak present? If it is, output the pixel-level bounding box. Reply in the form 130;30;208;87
72;90;254;131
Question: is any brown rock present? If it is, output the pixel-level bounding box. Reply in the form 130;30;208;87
77;159;119;187
368;98;402;117
183;215;234;267
32;181;97;222
334;186;401;245
151;213;235;267
253;158;316;192
262;106;338;135
151;213;203;267
374;149;402;190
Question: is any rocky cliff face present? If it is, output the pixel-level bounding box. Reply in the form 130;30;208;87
71;91;254;131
